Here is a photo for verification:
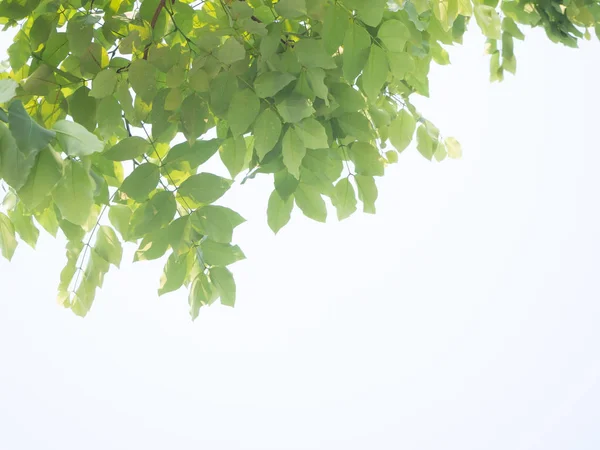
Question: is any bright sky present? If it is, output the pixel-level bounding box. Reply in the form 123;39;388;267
1;26;600;450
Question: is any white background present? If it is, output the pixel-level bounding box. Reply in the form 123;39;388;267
1;25;600;450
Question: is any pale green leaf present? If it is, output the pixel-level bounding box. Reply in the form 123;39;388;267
389;109;416;152
17;146;63;210
218;37;246;65
378;19;411;52
219;135;251;179
331;177;357;220
355;175;378;214
228;89;260;135
349;142;385;176
275;0;307;18
53;120;104;157
267;189;293;234
129;59;158;102
0;212;17;261
94;225;122;268
295;183;326;222
294;39;336;69
178;173;232;204
191;205;245;244
211;266;236;307
158;252;188;296
362;45;388;101
474;4;501;40
52;159;94;226
103;136;151;161
200;239;246;266
255;72;296;98
282;127;306;179
0;122;36;190
254;109;282;160
8;100;55;155
294;118;328;149
416;125;435;160
276;94;314;123
9;203;39;248
343;22;371;82
90;69;118;99
0;79;18;103
445;137;462;158
120;162;160;201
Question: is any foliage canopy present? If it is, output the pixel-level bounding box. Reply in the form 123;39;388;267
0;0;598;318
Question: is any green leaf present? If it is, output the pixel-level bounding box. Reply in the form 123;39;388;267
218;37;246;65
17;146;63;210
362;45;388;101
228;89;260;135
357;0;386;26
294;39;336;69
178;173;232;204
254;72;296;98
68;86;97;132
322;3;348;54
189;273;217;319
445;137;462;159
295;183;326;222
0;79;18;103
277;94;314;123
331;177;357;221
330;83;366;112
0;122;34;190
282;127;306;179
158;252;188;296
219;135;250;179
8;100;55;155
434;142;447;162
294;118;328;149
90;69;118;99
67;15;95;56
108;204;132;241
162;138;220;170
254;109;282;160
120;163;160;201
53;120;104;157
34;204;60;237
378;19;411;52
343;22;371;82
274;169;299;200
52;159;94;226
0;212;17;261
103;137;151;161
210;71;237;118
94;225;123;268
355;175;378;214
192;205;245;244
474;4;501;40
129;59;158;102
9;203;39;249
200;239;246;266
134;228;170;261
306;67;329;102
181;94;210;142
129;190;176;238
337;112;374;142
349;142;385;176
168;216;192;255
416;125;435;160
389;109;416;152
267;189;293;233
211;266;236;307
275;0;307;19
